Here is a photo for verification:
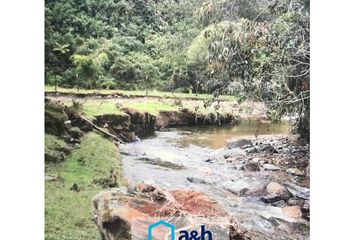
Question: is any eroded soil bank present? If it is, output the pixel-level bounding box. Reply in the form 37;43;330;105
46;94;270;144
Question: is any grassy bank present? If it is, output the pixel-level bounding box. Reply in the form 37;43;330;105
60;99;178;118
80;100;123;118
45;132;124;240
45;85;236;101
123;101;178;116
51;96;237;119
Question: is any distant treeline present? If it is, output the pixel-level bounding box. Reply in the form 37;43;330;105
45;0;309;139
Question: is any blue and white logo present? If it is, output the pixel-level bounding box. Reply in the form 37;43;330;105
147;220;213;240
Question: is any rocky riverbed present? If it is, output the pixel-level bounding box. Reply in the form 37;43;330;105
93;127;309;240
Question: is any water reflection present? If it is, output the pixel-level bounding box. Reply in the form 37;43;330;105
176;120;291;149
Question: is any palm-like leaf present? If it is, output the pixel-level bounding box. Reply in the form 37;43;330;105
53;42;70;54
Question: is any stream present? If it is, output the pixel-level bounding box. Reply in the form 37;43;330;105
120;120;309;240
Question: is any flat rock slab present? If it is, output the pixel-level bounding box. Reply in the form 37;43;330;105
284;182;310;200
262;163;281;171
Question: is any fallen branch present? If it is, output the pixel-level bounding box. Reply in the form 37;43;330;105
80;115;125;144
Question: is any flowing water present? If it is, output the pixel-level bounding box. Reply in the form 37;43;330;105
120;120;309;239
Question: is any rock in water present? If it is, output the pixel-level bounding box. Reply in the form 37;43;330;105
187;177;206;184
226;139;253;149
222;180;250;195
261;194;284;203
262;163;281;171
286;168;304;176
244;158;263;171
284;182;310;200
245;146;258;153
262;182;291;203
258;144;278;153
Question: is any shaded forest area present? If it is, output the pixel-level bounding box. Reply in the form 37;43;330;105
45;0;309;139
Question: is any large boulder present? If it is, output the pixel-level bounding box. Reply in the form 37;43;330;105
92;185;250;240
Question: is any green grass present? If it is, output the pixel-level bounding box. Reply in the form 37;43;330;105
45;85;236;101
45;134;68;151
45;132;124;240
122;101;178;116
80;100;123;118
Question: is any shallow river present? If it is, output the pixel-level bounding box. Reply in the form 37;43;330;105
120;120;309;240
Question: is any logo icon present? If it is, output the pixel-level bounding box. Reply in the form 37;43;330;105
147;220;213;240
148;220;175;240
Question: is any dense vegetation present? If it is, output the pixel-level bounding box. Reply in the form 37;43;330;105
45;0;309;139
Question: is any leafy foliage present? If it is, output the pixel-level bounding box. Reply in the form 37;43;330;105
45;0;310;139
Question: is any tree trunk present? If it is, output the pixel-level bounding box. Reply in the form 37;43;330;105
80;116;125;144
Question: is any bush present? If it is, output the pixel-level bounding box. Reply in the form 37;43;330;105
45;102;68;136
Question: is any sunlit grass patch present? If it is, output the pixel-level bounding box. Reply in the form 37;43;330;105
80;100;123;118
122;101;178;116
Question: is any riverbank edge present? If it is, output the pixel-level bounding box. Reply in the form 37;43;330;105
45;88;235;101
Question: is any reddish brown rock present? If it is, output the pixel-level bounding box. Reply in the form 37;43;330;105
170;190;227;217
92;186;249;240
282;206;302;219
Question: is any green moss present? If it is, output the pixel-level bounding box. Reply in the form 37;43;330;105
45;134;70;162
45;132;124;240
